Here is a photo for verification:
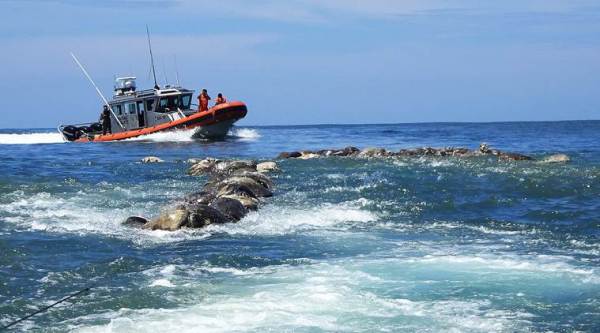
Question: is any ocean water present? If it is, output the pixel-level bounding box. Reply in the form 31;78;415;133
0;121;599;332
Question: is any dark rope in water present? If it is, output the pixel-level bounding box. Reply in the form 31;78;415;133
1;285;93;331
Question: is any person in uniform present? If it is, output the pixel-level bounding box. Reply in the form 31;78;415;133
215;93;227;105
197;89;211;112
100;105;112;135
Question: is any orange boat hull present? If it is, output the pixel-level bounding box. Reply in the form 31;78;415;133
75;101;247;142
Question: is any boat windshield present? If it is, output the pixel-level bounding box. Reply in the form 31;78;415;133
157;94;192;112
181;94;191;109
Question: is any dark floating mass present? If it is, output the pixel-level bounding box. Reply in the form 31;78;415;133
129;143;569;232
277;143;570;163
124;159;279;231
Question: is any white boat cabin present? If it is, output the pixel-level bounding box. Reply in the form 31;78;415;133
108;77;196;133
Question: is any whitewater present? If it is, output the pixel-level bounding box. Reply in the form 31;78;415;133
0;122;599;332
0;127;261;145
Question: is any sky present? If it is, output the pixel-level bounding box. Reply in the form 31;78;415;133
0;0;599;128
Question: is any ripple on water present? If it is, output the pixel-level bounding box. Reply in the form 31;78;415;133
1;124;600;332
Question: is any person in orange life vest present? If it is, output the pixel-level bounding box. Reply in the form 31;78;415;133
197;89;211;112
215;93;227;105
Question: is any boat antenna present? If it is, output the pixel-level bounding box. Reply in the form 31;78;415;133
174;55;180;86
146;25;159;90
162;59;169;86
70;52;124;129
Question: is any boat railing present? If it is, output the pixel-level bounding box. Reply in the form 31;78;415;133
58;121;99;130
56;125;68;142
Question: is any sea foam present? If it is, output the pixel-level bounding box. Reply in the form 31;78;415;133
124;128;196;143
231;128;261;141
0;132;64;144
122;127;260;143
205;200;377;236
72;261;532;333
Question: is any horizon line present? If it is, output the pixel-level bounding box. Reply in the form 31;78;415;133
1;118;599;131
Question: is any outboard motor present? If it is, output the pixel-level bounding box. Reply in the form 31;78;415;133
61;125;80;141
77;125;93;134
91;123;103;132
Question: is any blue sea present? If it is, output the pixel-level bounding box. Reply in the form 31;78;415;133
0;121;599;332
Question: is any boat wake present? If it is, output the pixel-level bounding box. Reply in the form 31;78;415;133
0;132;64;145
124;127;261;143
0;128;260;145
230;128;261;141
124;128;197;143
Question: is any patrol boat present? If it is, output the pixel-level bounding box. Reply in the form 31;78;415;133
59;76;247;142
59;28;247;142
